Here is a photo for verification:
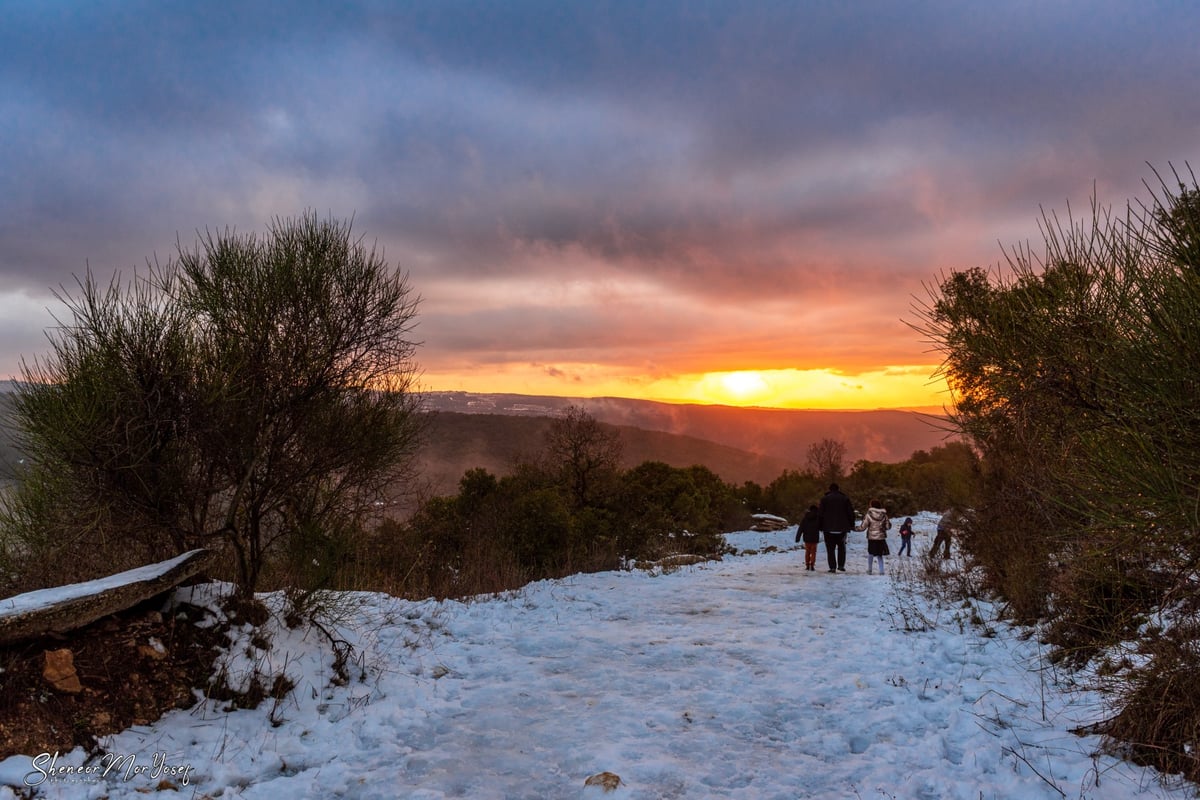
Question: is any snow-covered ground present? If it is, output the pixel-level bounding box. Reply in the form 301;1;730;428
1;512;1193;799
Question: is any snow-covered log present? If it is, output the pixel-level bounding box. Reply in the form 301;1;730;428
0;549;212;645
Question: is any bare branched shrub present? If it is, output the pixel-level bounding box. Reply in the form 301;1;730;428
806;438;847;486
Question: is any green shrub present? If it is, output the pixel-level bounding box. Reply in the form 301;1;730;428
4;213;422;596
913;164;1200;770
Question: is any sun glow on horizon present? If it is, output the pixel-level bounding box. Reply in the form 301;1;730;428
715;370;772;402
665;368;946;409
422;364;949;411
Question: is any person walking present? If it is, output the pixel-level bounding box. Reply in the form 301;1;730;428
897;516;914;557
795;504;822;571
858;500;891;575
818;483;855;573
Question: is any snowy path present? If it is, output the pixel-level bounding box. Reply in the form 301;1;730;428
1;524;1190;799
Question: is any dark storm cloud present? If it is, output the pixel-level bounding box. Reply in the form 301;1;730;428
1;1;1198;378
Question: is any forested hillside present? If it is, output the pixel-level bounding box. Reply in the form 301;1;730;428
2;391;942;499
412;411;799;498
423;392;953;466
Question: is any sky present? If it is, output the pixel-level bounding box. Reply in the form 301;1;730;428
2;2;1198;410
1;515;1191;799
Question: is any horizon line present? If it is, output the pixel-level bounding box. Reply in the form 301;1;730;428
420;389;950;415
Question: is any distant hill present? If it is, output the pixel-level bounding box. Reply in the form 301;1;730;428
0;392;799;499
0;388;958;502
421;392;956;467
413;412;799;497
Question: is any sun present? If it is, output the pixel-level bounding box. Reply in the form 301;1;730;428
715;371;771;402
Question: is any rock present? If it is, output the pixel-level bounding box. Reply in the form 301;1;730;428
43;648;83;693
584;771;623;792
138;643;167;661
748;513;790;531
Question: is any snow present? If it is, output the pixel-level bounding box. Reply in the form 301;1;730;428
0;550;206;619
0;516;1192;800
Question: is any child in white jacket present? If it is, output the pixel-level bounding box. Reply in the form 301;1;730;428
857;501;891;575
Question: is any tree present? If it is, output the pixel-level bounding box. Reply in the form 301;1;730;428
806;438;847;486
900;442;981;511
685;465;743;532
617;461;723;559
543;405;622;508
764;469;822;520
5;212;423;596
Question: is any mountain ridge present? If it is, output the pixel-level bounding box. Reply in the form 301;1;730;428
420;391;956;467
1;390;959;499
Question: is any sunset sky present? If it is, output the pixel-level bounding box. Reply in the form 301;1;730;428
2;2;1197;411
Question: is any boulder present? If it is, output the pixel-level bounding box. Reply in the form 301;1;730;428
749;513;790;532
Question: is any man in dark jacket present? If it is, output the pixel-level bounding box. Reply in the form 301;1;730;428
819;483;855;572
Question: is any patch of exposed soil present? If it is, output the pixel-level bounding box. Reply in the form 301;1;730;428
0;594;230;760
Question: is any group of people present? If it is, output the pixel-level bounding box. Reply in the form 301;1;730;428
793;483;958;574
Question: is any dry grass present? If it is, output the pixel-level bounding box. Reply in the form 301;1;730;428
913;517;1200;789
1098;620;1200;784
1043;550;1170;668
